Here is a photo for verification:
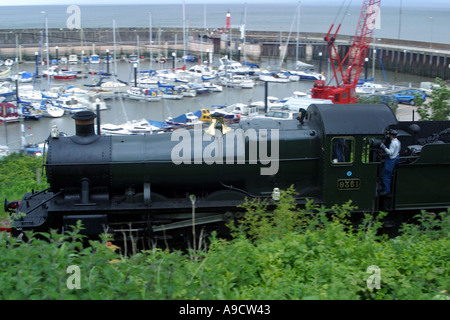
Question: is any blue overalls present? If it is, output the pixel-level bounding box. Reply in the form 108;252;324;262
382;154;399;194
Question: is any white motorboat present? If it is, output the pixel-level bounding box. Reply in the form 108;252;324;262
18;85;59;103
68;54;79;64
236;75;255;89
187;65;217;80
218;57;260;76
123;119;161;135
100;119;161;135
137;76;159;89
224;103;259;119
38;100;64;118
100;80;128;93
56;96;87;114
250;96;284;110
258;71;290;83
220;74;255;88
355;82;386;95
127;87;162;102
202;82;223;92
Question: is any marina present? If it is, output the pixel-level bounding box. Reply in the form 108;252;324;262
0;1;448;153
0;55;437;153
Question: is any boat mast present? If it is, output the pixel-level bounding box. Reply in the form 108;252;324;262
278;5;297;70
296;1;300;63
149;12;153;70
41;11;50;87
243;2;247;63
183;0;186;57
113;20;118;77
137;34;140;73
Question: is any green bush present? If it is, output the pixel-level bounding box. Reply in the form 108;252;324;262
416;77;450;121
0;186;448;300
0;153;49;219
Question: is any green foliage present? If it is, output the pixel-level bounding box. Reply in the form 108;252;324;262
417;77;450;120
0;153;49;219
1;187;448;300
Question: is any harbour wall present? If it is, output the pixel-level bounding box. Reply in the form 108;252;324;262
1;27;449;79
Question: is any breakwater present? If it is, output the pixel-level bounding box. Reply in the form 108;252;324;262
1;27;449;79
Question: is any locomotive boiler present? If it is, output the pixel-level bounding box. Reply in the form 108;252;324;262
5;104;450;242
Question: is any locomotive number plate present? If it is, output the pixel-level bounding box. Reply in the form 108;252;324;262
337;179;361;190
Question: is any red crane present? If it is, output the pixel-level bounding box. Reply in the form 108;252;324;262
311;0;381;104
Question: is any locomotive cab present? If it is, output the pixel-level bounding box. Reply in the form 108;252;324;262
307;104;398;212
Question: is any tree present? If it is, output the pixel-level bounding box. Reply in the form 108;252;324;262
416;77;450;121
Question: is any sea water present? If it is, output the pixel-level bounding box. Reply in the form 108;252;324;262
0;3;448;44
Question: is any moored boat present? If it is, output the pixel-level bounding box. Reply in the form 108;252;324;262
90;54;100;64
0;102;19;123
127;87;162;102
100;80;128;93
38;99;65;118
68;54;79;64
56;96;87;114
161;87;184;100
10;71;33;83
258;71;290;83
18;102;43;120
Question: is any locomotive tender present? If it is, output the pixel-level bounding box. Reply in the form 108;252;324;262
5;104;450;241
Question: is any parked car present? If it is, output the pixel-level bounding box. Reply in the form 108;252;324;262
392;89;426;106
366;94;399;112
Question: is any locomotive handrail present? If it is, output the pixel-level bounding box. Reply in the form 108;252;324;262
23;187;51;200
44;156;321;166
22;190;63;216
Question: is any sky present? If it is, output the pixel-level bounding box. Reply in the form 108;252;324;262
0;0;448;7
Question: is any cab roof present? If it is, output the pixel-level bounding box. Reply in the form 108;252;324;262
307;104;398;135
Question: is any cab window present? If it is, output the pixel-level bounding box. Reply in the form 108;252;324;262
362;136;382;164
331;137;354;164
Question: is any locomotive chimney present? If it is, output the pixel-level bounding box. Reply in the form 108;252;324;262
72;111;97;137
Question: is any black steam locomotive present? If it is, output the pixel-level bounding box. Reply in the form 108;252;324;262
5;104;450;242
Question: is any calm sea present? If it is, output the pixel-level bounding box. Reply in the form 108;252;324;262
0;3;449;44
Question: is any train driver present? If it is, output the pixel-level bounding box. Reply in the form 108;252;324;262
380;129;401;195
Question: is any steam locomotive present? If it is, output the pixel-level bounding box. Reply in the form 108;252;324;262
4;104;450;242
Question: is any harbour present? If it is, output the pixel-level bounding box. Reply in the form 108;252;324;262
1;2;449;153
0;56;436;153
